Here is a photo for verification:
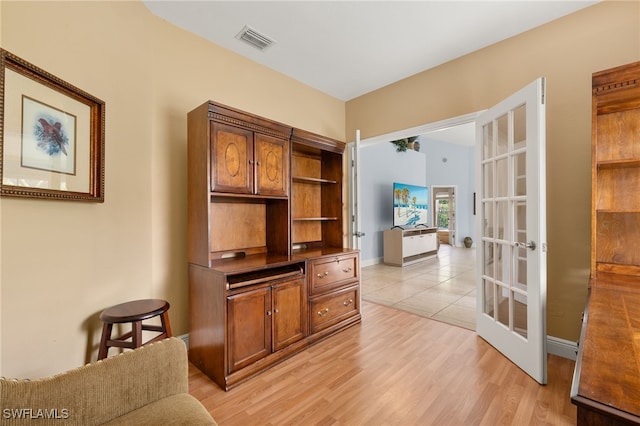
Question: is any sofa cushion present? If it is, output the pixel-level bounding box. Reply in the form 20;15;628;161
102;393;216;426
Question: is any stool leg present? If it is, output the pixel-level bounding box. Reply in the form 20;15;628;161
98;323;113;360
132;320;143;349
160;311;172;338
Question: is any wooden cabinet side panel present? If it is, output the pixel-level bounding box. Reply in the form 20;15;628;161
187;105;211;267
188;264;226;387
266;199;290;255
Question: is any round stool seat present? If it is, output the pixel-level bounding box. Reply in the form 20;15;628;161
97;299;172;360
100;299;169;324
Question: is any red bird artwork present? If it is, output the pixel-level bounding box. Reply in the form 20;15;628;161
37;118;68;156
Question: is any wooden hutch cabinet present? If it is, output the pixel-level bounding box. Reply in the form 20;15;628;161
571;62;640;424
187;101;361;390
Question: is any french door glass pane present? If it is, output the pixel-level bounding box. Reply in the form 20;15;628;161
515;202;526;244
483;162;494;198
483;279;494;316
497;114;508;155
496;201;508;240
483;240;494;277
483;201;494;238
496;158;508;197
514;153;526;196
514;104;527;150
514;293;528;338
483;123;493;160
496;242;509;282
497;284;509;326
517;257;528;289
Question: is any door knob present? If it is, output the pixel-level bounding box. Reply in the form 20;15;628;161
514;241;536;251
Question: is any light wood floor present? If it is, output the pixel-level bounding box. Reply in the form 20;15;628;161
189;301;577;425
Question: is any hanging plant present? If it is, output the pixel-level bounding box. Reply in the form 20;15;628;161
390;136;419;152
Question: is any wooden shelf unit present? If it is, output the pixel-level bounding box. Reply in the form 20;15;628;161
571;62;640;425
187;101;360;391
290;128;345;251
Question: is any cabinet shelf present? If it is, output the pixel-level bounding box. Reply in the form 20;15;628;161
597;159;640;169
293;217;338;221
292;176;338;185
210;192;287;201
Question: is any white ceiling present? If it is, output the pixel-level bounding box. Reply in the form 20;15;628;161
144;0;597;102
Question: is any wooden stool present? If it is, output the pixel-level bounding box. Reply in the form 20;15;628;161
98;299;172;360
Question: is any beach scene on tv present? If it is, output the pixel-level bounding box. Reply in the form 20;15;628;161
393;183;429;227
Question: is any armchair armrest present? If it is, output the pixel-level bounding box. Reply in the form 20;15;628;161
1;337;191;425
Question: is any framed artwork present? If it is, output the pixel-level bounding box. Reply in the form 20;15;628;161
0;49;105;201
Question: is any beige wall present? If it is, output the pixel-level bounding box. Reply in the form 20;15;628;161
2;0;638;378
346;1;640;340
0;1;344;378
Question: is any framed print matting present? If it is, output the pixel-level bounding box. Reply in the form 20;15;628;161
0;49;105;201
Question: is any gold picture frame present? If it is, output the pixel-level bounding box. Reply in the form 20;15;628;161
0;49;105;202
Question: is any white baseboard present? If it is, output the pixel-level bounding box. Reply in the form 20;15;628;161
547;335;577;361
361;257;382;268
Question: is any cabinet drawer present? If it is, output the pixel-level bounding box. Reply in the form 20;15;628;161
309;254;358;295
310;286;359;333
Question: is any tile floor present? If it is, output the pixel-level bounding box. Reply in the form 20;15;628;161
361;244;477;330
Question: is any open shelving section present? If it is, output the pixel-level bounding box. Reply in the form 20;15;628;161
571;62;640;424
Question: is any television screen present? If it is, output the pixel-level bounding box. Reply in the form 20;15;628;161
393;182;429;228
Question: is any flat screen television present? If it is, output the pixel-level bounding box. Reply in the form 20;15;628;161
393;182;429;228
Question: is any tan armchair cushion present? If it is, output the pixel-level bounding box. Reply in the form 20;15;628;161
0;337;215;425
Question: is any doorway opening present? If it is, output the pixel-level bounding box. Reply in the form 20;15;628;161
432;185;457;247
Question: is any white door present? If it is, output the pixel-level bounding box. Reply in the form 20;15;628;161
475;78;547;384
348;130;363;250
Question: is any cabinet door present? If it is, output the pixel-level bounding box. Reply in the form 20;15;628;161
211;122;253;194
227;287;271;373
272;277;306;351
255;134;289;197
403;235;423;257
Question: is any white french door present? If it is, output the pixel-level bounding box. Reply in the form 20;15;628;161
475;78;547;384
348;130;363;250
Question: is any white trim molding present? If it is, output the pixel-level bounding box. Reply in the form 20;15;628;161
547;335;578;361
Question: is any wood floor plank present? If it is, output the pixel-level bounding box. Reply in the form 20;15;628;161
190;301;576;425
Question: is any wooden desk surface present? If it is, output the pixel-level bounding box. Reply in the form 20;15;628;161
572;273;640;423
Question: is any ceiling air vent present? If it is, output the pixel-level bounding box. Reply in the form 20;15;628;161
235;25;275;51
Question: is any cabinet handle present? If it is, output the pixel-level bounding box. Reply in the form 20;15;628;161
256;161;261;166
266;310;272;316
342;267;352;273
317;308;329;317
317;271;329;279
274;308;279;314
343;299;354;306
248;160;254;165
